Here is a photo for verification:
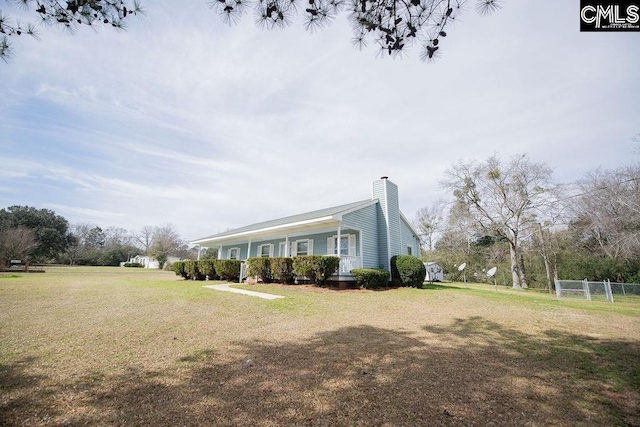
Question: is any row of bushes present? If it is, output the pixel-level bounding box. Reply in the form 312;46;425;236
248;255;341;287
122;262;144;268
174;256;341;287
173;259;242;282
350;256;425;289
174;254;426;289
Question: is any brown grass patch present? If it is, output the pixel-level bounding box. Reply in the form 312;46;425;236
1;267;639;426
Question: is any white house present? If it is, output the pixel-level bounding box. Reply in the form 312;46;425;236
121;255;180;269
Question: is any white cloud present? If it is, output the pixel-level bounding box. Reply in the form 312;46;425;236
43;204;128;223
1;1;638;241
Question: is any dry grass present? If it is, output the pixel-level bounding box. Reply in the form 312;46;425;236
1;267;639;426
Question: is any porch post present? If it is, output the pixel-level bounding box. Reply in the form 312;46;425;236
337;223;342;274
285;235;289;257
360;231;364;268
218;245;223;259
247;239;252;261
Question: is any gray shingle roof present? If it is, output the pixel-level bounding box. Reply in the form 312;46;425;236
192;199;376;243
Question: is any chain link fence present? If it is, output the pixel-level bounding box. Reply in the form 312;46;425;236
554;279;640;303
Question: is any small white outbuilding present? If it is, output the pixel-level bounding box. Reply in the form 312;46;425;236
424;262;444;282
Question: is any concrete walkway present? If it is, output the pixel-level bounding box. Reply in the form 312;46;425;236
204;284;285;300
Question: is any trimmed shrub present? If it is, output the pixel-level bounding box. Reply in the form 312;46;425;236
292;256;316;284
247;257;272;283
198;259;219;280
173;261;189;279
123;262;143;268
292;255;340;287
270;257;295;284
184;260;206;281
312;256;341;287
214;259;242;282
351;268;390;289
391;255;426;288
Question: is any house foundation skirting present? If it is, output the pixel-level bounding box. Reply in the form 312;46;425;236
328;275;358;289
244;274;357;289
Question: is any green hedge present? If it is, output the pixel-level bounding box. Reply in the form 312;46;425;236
292;255;340;287
174;259;222;281
173;261;189;279
214;259;242;282
184;260;206;281
391;255;426;288
175;256;338;285
247;257;273;283
123;262;143;268
270;257;295;284
198;259;218;280
351;268;390;289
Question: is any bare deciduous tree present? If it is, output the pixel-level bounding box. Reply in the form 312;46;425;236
441;153;555;289
134;225;155;255
415;201;445;252
148;223;184;269
568;164;640;261
0;227;38;261
105;227;132;244
65;223;106;265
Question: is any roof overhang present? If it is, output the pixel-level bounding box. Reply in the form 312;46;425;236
191;215;341;246
400;211;421;239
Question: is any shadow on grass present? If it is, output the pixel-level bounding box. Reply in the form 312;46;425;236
321;283;462;292
420;283;463;291
0;356;54;424
2;318;639;426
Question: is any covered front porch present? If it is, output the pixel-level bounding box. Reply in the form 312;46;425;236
228;225;364;282
198;227;364;281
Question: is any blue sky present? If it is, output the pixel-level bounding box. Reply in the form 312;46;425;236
1;1;639;241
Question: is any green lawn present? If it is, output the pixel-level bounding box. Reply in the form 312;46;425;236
1;267;639;426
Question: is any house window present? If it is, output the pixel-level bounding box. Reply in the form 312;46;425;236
296;240;309;256
259;244;272;258
407;245;413;256
328;234;356;256
335;236;349;256
228;247;239;260
286;239;313;256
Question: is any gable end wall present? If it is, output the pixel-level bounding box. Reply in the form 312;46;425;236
400;215;420;256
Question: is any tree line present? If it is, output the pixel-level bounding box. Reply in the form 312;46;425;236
417;150;640;288
0;207;202;268
2;147;637;283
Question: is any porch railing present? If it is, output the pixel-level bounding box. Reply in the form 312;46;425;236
239;262;248;283
339;255;362;274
